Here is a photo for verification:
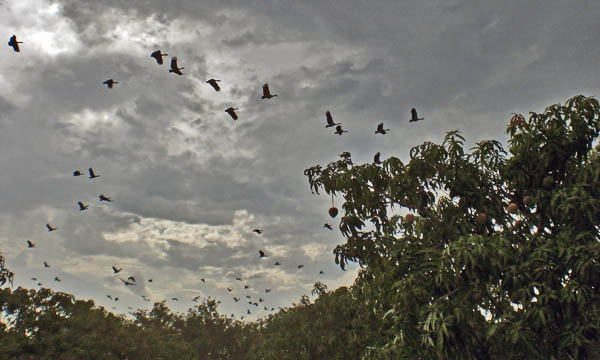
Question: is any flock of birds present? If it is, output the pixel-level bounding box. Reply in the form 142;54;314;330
8;33;425;319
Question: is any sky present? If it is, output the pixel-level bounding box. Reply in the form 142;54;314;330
0;0;599;320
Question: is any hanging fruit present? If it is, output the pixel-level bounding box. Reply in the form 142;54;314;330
328;207;338;218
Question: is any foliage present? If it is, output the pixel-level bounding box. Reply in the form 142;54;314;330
0;252;14;287
304;95;600;359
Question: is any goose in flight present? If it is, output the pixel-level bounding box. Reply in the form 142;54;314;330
410;108;424;122
78;201;89;211
236;277;242;281
8;35;22;52
374;152;382;165
88;168;100;179
200;278;206;283
107;295;113;300
325;111;340;128
233;297;240;302
227;287;233;292
27;240;35;248
319;270;324;275
31;278;37;281
169;57;184;75
43;261;50;268
206;79;221;91
112;266;121;274
192;295;201;302
244;285;249;289
258;250;266;258
334;125;347;136
73;170;83;176
297;265;304;269
120;278;135;286
265;288;271;293
253;228;263;234
172;297;179;301
103;79;118;89
127;276;136;282
99;194;113;202
324;223;333;230
46;224;57;232
225;107;239;120
375;123;389;135
150;50;168;65
148;279;153;282
54;277;61;282
274;262;281;266
261;83;277;99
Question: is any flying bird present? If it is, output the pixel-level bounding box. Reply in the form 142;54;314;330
73;170;83;176
31;278;37;281
334;125;347;135
46;224;57;232
172;297;179;301
99;194;113;202
236;277;242;281
297;265;304;269
148;279;153;282
227;288;233;292
206;79;221;91
43;262;50;268
324;223;333;230
265;289;271;293
128;276;136;282
261;83;277;99
258;250;266;258
247;310;251;315
27;240;35;248
233;297;240;302
274;262;281;266
375;123;389;135
200;278;206;283
120;278;135;286
8;35;22;52
107;295;113;300
103;79;118;89
88;168;100;179
325;111;340;128
259;298;264;302
37;283;42;286
253;228;263;234
114;297;119;302
54;277;61;282
150;50;168;65
169;57;184;75
192;296;201;302
319;270;324;275
410;108;424;122
246;295;251;299
244;285;249;289
225;107;239;120
374;152;382;165
78;201;89;211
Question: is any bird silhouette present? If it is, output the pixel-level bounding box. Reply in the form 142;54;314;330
88;168;100;179
319;270;324;275
148;279;153;282
265;288;271;293
54;277;61;282
112;266;121;274
225;107;239;120
172;297;179;301
264;306;268;310
261;83;277;99
107;295;113;300
236;277;242;281
78;201;89;211
114;297;119;302
99;194;113;202
244;285;249;289
247;310;251;315
233;297;240;302
46;224;57;232
169;57;184;75
43;262;50;268
259;298;264;302
103;79;118;89
27;240;35;248
200;278;206;283
324;223;333;230
258;250;266;258
73;170;83;176
374;152;382;164
375;123;389;135
253;228;263;234
274;262;281;266
227;287;233;292
297;265;304;269
410;108;424;122
37;283;42;286
325;111;340;128
150;50;168;65
8;35;22;52
335;125;347;135
192;295;201;302
120;278;135;286
206;79;221;91
31;277;37;281
127;276;136;282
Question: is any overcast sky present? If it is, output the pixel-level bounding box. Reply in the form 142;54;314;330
0;0;598;320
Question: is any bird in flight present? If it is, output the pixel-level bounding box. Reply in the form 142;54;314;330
227;287;233;292
265;288;271;293
148;279;153;283
73;170;83;176
244;285;249;289
325;111;340;128
120;278;135;286
192;296;201;302
324;223;333;230
99;194;113;202
114;297;119;302
37;283;42;286
46;224;57;232
106;295;112;300
253;228;263;234
375;123;389;135
259;250;266;258
200;278;206;283
259;298;264;303
88;168;100;179
43;261;50;268
171;297;179;301
78;201;89;211
150;50;168;65
225;107;239;120
274;262;281;266
103;79;118;89
233;297;240;302
261;83;277;99
31;278;37;281
410;108;424;122
54;277;61;282
8;35;22;52
169;57;184;75
319;270;324;275
236;277;242;281
27;240;35;248
206;79;221;91
127;276;136;282
334;125;347;135
297;265;304;269
247;310;251;315
374;152;382;165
